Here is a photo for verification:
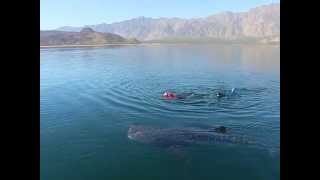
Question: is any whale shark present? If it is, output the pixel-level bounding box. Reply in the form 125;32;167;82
127;125;252;148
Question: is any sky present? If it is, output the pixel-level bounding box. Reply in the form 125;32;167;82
41;0;279;30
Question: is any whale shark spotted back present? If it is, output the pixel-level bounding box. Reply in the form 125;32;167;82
128;125;252;148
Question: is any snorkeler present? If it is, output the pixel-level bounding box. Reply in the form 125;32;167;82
163;88;235;100
162;91;177;99
216;88;236;98
216;91;225;98
162;91;195;100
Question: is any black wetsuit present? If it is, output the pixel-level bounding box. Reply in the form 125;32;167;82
216;92;225;98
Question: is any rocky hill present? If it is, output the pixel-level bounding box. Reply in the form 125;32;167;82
40;28;139;46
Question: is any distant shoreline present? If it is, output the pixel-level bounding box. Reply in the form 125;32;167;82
40;43;145;48
40;42;279;48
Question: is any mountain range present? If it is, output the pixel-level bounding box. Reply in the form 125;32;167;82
40;27;139;46
56;3;279;42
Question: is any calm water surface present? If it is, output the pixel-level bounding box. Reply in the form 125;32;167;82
40;44;280;180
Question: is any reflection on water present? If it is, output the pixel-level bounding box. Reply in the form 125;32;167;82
240;45;280;72
41;44;279;180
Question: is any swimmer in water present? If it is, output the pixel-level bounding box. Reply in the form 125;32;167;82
162;91;177;99
217;88;236;98
162;91;195;100
163;88;235;100
216;91;225;98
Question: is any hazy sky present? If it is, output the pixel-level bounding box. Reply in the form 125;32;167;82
41;0;279;30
